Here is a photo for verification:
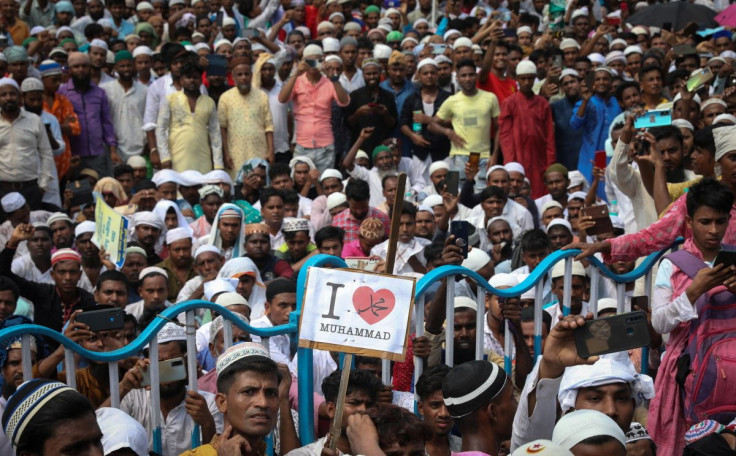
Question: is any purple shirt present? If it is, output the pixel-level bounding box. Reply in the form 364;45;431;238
58;80;117;156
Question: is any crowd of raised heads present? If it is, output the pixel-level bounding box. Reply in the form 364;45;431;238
2;0;736;454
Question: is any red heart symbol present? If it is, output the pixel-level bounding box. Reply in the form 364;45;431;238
352;286;396;325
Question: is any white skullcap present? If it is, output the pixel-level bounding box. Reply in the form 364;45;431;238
597;297;618;315
214;39;232;51
47;212;73;226
417;205;433;214
194;244;220;259
136;1;153;10
461;248;491;272
511;440;573;456
587;53;605;65
157;322;186;344
567;170;588;189
325;55;343;65
517;26;532;36
570;9;587;21
194;43;211;52
624;45;643;56
133;211;164;230
422;194;443;208
317;20;334;31
721;50;736;60
373;44;392;60
323;37;340;53
343;22;361;32
0;77;19;91
567;191;587;202
552;410;626;450
714;113;736;125
178;170;203;187
672;92;701;106
401;37;419;47
541;200;563;214
560;69;579;81
550;259;586;279
546;218;572;234
671;118;695;131
607;39;625;50
0;192;25;213
472;44;482;55
303;44;323;57
714;125;736;164
355;150;370;161
453;37;473;50
558;355;654;413
435;55;453;66
215;291;250;309
140;266;168;281
89;38;108;50
413;18;429;27
106;50;115;65
631;26;649;36
320;169;342;182
329;11;344;20
559;38;580;50
486;164;507;179
594;66;614;76
133;46;153;58
504;162;525;175
443;29;461;40
75;220;96;237
701;97;727;112
605;51;626;65
166;227;191;245
96;407;148;456
30;25;45;35
221;17;236;27
708;56;726;65
489;273;518;289
429;161;450;176
326;192;347;210
127;155;147;168
454;296;477;311
516;60;537;76
152;169;182;187
216;342;271;377
209;313;250;341
204;279;236;301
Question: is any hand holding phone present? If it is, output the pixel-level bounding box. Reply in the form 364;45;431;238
140;357;187;387
75;308;125;332
445;170;460;196
574;311;651;358
450;221;469;258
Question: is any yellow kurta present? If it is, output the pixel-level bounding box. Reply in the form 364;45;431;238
156;91;223;173
217;87;274;179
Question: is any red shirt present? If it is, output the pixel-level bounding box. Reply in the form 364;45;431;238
478;72;517;104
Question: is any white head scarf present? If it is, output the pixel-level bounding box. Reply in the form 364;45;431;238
217;257;267;319
208;203;245;259
153;200;189;230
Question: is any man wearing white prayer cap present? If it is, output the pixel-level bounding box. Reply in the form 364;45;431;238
72;220;104;293
120;321;224;455
175;244;224;303
548;259;588;322
157;226;195;301
130;211;165;265
512;440;573;455
552;410;626;454
197;311;251;393
423;161;449;197
123;266;171;323
310;169;345;230
499;59;555;200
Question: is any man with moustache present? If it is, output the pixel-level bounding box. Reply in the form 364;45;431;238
218;57;274;177
102;50;147;164
0;334;39;454
0;78;55;210
58;52;119;176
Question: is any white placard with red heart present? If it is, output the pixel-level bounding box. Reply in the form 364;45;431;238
298;267;416;360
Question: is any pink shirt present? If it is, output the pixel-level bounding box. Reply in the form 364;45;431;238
289;74;349;148
342;240;369;258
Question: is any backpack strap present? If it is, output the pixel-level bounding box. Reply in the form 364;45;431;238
664;249;708;280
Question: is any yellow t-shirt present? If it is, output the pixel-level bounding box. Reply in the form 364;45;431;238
436;89;500;158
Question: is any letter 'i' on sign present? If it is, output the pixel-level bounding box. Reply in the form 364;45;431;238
298;267;416;361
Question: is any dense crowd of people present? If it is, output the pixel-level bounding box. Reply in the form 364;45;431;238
2;0;736;454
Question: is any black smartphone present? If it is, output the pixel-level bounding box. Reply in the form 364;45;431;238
585;70;595;91
65;179;92;207
215;11;224;27
631;296;649;313
76;308;125;332
445;170;459;196
714;250;736;269
243;28;259;38
450;221;469;258
574;311;651;358
503;28;516;38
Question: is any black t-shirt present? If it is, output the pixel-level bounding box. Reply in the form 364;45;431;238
345;86;398;155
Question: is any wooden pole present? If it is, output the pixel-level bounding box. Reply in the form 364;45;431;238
384;173;407;275
327;353;353;451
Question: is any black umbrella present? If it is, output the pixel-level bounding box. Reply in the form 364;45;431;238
625;2;717;31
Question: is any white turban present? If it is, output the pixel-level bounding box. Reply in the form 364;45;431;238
166;227;192;245
714;125;736;178
429;161;450;176
75;221;96;237
504;162;525;176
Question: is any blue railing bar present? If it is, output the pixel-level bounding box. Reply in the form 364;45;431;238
108;362;120;408
444;279;455;367
562;257;572;317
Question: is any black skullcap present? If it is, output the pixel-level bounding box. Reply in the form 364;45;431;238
442;360;507;418
266;278;296;302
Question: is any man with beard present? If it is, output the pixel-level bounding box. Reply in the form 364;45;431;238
157;227;196;301
157;61;222;173
486;217;514;272
176;244;223;302
535;164;571;217
332;178;389;244
10;222;53;284
102;50;147;164
58;52;119;176
435;56;455;95
0;78;54;211
0;335;38;454
47;212;74;249
346;59;397;155
20;78;63;158
0;225;95;333
120;243;148;303
219;57;274;176
338;37;364;93
244;223;293;282
121;322;222;455
93;269;129;309
400;58;451;177
74;221;105;291
344;127;402;208
551;70;583;171
130;211;164;264
88;39;116;86
124;266;171;329
260;58;289;163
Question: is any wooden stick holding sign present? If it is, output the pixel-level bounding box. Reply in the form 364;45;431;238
299;271;415;449
383;173;406;275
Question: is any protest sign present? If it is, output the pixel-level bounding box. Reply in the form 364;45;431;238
298;267;415;361
93;196;129;268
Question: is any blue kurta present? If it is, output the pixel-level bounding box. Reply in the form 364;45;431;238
570;94;621;200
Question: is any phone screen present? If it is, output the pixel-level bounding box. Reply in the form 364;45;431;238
594;150;607;169
445;171;459;196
